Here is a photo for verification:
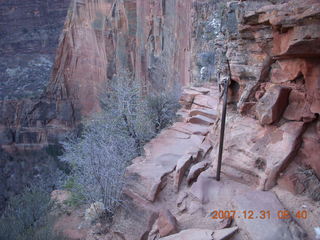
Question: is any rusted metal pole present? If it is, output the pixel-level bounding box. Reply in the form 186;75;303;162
216;61;231;181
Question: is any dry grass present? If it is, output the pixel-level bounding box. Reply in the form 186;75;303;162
297;166;320;201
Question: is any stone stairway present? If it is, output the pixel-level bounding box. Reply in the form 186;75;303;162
124;86;219;203
105;85;315;240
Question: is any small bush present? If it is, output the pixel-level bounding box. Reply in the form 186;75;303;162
146;91;181;133
297;167;320;201
60;70;181;215
63;178;85;207
0;187;65;240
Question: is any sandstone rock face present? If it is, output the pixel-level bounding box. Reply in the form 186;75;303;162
135;0;193;89
210;115;306;190
49;0;194;116
255;85;291;125
47;0;113;116
294;122;320;178
194;0;320;117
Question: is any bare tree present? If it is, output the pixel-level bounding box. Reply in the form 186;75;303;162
60;70;181;215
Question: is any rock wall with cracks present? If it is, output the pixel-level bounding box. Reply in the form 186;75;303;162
220;0;320;185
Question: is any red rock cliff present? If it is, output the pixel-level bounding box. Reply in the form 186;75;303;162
49;0;194;116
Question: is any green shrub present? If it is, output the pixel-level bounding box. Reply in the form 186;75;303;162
63;178;85;207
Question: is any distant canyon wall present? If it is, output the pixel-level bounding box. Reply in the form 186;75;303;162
0;0;70;99
48;0;194;116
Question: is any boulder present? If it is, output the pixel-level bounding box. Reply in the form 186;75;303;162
283;90;315;122
51;190;72;206
174;154;194;190
187;161;209;184
157;210;178;237
188;115;215;126
84;202;105;223
262;121;306;190
255;85;291;125
180;89;200;108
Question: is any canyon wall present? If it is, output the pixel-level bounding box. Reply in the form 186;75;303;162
0;0;195;211
0;0;320;224
0;0;70;99
48;0;194;115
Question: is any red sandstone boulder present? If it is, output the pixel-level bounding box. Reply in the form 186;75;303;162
187;161;209;185
277;162;305;195
180;89;199;109
255;85;291;125
283;90;315;122
174;154;194;191
262;121;306;190
157;210;178;237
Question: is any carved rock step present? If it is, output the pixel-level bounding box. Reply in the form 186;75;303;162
212;157;261;187
192;95;218;109
189;108;218;120
125;128;204;202
188;115;215;126
170;122;210;136
189;87;211;94
159;227;238;240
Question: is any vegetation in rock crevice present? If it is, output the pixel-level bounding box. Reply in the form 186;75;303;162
297;166;320;202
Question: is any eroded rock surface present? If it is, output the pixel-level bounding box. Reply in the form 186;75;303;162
231;191;306;240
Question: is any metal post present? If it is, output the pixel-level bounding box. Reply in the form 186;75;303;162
216;62;231;181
